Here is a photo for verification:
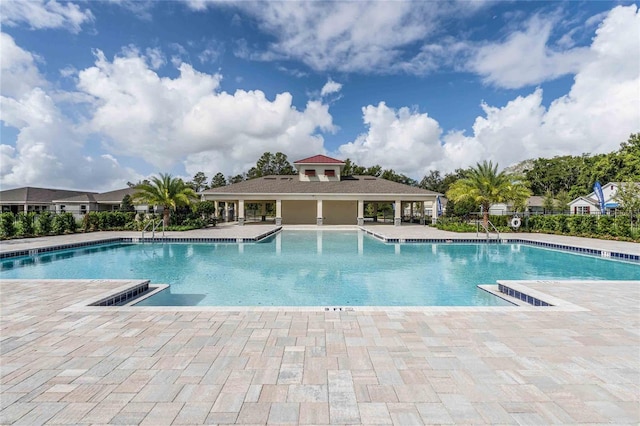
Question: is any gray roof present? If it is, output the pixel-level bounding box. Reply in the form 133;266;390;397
54;187;137;204
527;196;545;207
202;175;441;196
0;187;94;204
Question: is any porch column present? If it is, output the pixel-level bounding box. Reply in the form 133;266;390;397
420;201;425;225
316;199;323;226
261;202;266;222
357;200;364;226
431;199;438;224
214;201;219;220
394;199;401;226
410;202;414;223
275;199;282;226
373;203;378;222
238;199;245;226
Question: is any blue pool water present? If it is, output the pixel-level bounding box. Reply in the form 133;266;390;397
1;231;638;306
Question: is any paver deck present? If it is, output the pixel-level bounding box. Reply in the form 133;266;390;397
1;225;639;424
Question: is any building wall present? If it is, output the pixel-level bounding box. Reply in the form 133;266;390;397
298;166;341;182
569;199;596;215
282;200;316;224
323;200;357;225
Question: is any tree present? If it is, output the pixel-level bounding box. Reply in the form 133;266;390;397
228;174;245;184
120;194;135;212
555;190;571;214
615;181;640;218
247;152;296;178
127;179;150;188
132;173;198;226
189;172;208;192
419;170;444;193
210;172;227;188
542;191;555;214
504;178;532;213
446;161;511;226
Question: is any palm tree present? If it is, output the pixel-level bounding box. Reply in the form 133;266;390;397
132;173;198;226
446;161;530;226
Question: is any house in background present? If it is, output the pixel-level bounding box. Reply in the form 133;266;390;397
53;188;151;219
0;187;95;214
488;196;548;216
568;182;634;215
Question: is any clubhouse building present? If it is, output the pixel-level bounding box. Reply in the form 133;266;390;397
200;155;442;226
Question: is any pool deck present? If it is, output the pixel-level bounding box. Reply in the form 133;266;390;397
1;225;639;425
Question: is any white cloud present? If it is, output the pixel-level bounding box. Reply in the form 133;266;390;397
469;15;592;89
76;49;336;177
320;79;342;97
337;102;443;175
226;1;443;74
0;33;141;191
337;5;640;176
0;0;94;33
0;32;46;98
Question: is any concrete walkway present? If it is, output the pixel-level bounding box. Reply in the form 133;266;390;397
1;225;639;424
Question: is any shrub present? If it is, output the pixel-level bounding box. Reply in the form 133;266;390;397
435;217;477;232
0;212;16;238
36;211;53;235
16;212;35;237
52;212;76;234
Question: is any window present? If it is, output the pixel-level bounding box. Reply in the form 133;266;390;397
304;169;316;177
60;205;66;213
575;206;590;215
324;169;335;177
80;205;87;214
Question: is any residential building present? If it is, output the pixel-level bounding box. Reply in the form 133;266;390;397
53;188;150;219
568;182;636;215
0;187;94;214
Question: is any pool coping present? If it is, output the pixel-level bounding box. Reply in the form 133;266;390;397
52;278;600;313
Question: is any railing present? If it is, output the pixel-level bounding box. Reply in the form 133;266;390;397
477;219;500;240
141;219;165;240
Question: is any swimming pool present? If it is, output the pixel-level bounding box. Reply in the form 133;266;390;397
1;231;638;306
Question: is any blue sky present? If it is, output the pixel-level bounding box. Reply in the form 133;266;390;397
1;1;638;191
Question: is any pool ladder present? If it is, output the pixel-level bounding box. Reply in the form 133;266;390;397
142;219;165;240
477;220;500;241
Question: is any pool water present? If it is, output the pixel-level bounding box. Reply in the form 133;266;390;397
1;231;638;306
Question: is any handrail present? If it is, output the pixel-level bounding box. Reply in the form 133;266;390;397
476;219;500;240
141;219;164;240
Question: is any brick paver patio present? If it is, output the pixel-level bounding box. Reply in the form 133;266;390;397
1;226;638;424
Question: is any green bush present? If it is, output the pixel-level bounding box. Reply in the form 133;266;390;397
435;217;477;232
36;211;53;235
16;212;35;237
488;215;508;227
0;212;16;238
52;212;76;234
612;215;631;238
526;213;638;241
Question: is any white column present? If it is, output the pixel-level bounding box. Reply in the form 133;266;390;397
357;200;364;226
394;200;401;226
316;199;323;226
214;201;219;220
431;199;438;224
238;199;245;225
275;199;282;226
261;202;266;221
